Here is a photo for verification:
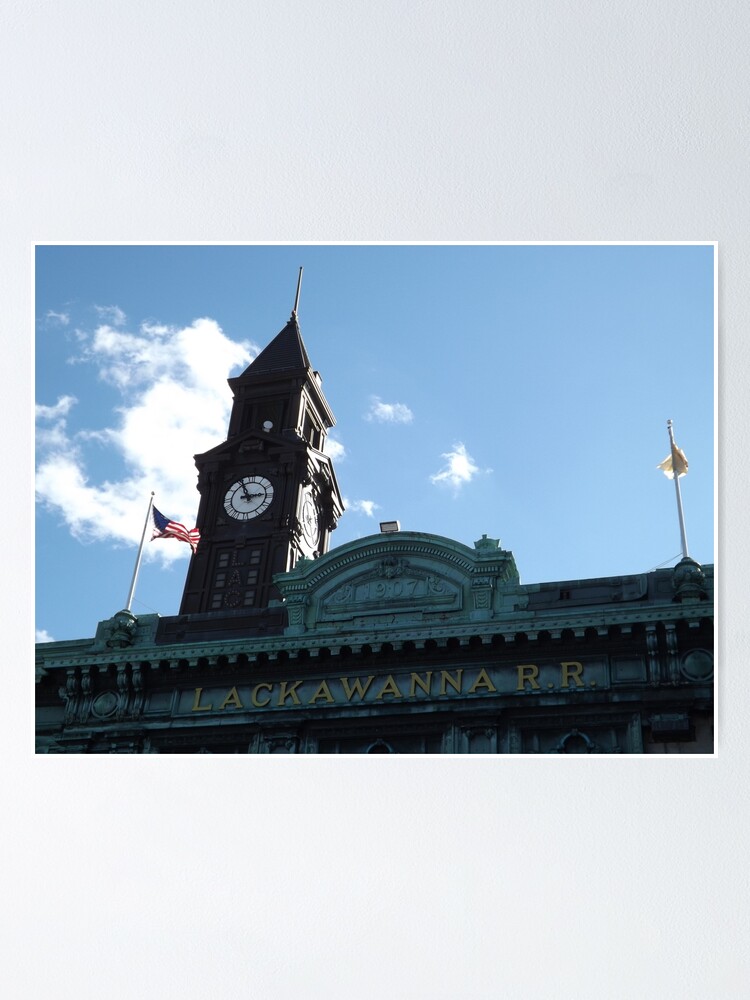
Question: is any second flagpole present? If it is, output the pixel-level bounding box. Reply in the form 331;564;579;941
667;420;689;559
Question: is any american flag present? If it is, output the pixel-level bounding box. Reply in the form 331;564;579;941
151;506;200;554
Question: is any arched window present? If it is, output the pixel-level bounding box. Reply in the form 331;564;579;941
366;740;394;754
553;729;597;754
561;733;589;753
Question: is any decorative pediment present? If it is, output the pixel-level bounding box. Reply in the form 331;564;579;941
274;532;521;635
195;427;296;466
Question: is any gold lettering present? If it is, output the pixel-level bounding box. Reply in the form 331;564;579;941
340;676;375;701
561;661;585;687
277;680;303;706
375;674;403;699
252;683;273;708
468;668;497;695
409;671;433;697
517;664;540;690
191;687;213;711
218;686;244;710
439;669;463;695
309;680;335;704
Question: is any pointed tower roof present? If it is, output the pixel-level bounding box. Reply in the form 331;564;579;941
239;313;311;379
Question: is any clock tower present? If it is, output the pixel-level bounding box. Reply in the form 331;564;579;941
178;308;344;618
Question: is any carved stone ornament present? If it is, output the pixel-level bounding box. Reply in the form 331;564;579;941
680;648;713;682
672;557;707;602
263;734;299;753
471;576;494;611
106;609;138;648
91;691;118;719
465;727;496;741
378;557;407;578
59;670;80;724
474;534;501;553
285;594;308;628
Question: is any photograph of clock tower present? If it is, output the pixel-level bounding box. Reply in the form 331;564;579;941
34;245;715;754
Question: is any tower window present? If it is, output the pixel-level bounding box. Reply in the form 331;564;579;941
210;547;263;610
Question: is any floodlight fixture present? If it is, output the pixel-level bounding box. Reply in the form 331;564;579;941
379;520;401;533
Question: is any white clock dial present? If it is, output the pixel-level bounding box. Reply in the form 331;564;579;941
301;493;319;546
224;476;274;520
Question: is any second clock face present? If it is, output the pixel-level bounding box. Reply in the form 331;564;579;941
301;493;319;546
224;476;274;520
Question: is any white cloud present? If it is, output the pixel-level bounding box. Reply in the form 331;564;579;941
429;442;489;490
36;424;73;450
35;395;77;421
346;499;380;518
45;309;70;326
324;436;346;461
365;396;414;424
94;304;127;326
35;395;78;449
36;317;255;562
85;317;251;395
36;629;55;643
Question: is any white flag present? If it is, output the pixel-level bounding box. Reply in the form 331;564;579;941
657;444;689;479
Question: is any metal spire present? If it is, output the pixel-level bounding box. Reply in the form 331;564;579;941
292;266;303;317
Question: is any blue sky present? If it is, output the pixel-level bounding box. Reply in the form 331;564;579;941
35;243;715;642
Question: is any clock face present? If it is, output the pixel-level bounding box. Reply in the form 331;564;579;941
224;476;274;520
301;493;319;546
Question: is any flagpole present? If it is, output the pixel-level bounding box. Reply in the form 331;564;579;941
125;492;155;612
666;420;689;559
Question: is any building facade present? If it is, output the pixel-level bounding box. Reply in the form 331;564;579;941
35;309;714;754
